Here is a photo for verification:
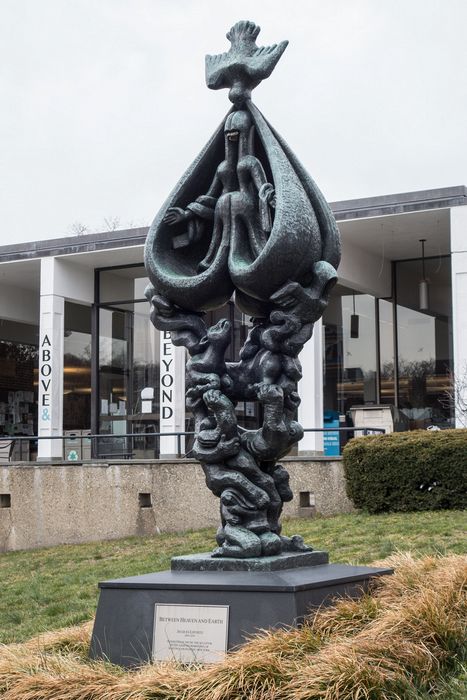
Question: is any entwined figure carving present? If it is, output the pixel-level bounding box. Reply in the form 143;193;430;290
144;20;341;558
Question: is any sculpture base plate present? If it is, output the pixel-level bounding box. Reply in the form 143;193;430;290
90;561;392;667
171;549;329;572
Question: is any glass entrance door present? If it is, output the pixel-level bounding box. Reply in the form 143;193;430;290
98;306;132;457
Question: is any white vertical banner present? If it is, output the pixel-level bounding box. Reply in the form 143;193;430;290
37;294;64;460
298;319;324;454
159;330;186;456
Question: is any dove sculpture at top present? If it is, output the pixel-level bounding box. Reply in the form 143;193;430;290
206;20;289;106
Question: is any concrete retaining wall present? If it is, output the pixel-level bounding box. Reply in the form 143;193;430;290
0;458;353;552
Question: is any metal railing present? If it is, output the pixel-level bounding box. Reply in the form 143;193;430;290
0;426;385;463
303;427;385;435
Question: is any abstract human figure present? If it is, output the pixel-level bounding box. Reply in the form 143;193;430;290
144;20;341;558
163;109;276;275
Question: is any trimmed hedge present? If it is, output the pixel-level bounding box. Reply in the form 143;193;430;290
343;429;467;513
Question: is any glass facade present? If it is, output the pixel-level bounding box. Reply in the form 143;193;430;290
95;266;160;457
0;321;38;459
323;288;378;416
0;243;455;461
378;299;395;405
395;255;453;428
323;254;454;434
63;302;92;431
68;250;451;459
97;301;160;457
67;250;456;454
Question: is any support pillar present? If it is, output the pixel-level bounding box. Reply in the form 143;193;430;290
298;319;324;454
159;330;186;456
38;258;64;460
450;206;467;428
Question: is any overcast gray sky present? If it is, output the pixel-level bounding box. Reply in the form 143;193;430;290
1;0;466;245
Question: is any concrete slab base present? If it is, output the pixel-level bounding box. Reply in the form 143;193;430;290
90;562;393;667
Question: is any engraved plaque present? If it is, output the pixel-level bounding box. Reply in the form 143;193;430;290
153;603;229;663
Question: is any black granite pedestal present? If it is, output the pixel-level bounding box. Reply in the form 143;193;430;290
90;551;392;667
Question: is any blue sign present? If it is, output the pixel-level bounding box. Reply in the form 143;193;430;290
323;412;340;457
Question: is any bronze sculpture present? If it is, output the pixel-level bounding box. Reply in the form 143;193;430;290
144;20;341;559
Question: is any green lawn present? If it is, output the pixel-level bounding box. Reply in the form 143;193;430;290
0;510;465;645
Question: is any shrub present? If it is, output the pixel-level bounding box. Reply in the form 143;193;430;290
343;429;467;513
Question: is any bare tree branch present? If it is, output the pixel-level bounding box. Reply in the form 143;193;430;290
439;364;467;428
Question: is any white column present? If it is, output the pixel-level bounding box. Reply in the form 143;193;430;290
38;258;64;460
159;330;186;456
450;205;467;428
298;319;324;453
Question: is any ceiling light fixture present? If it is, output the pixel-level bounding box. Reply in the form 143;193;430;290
350;294;359;338
419;239;429;311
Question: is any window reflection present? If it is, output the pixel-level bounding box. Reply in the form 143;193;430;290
323;254;454;433
98;297;160;457
98;307;129;429
323;288;377;417
99;267;149;304
395;255;453;428
0;321;38;460
63;302;92;431
378;299;395;405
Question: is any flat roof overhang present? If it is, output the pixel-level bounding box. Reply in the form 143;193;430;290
332;185;467;220
0;186;464;269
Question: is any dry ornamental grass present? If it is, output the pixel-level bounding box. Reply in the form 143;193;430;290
0;553;465;700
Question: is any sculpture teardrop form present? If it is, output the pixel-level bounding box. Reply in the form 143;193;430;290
144;100;339;316
145;21;341;558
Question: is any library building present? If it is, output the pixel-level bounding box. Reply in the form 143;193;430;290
0;185;466;462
